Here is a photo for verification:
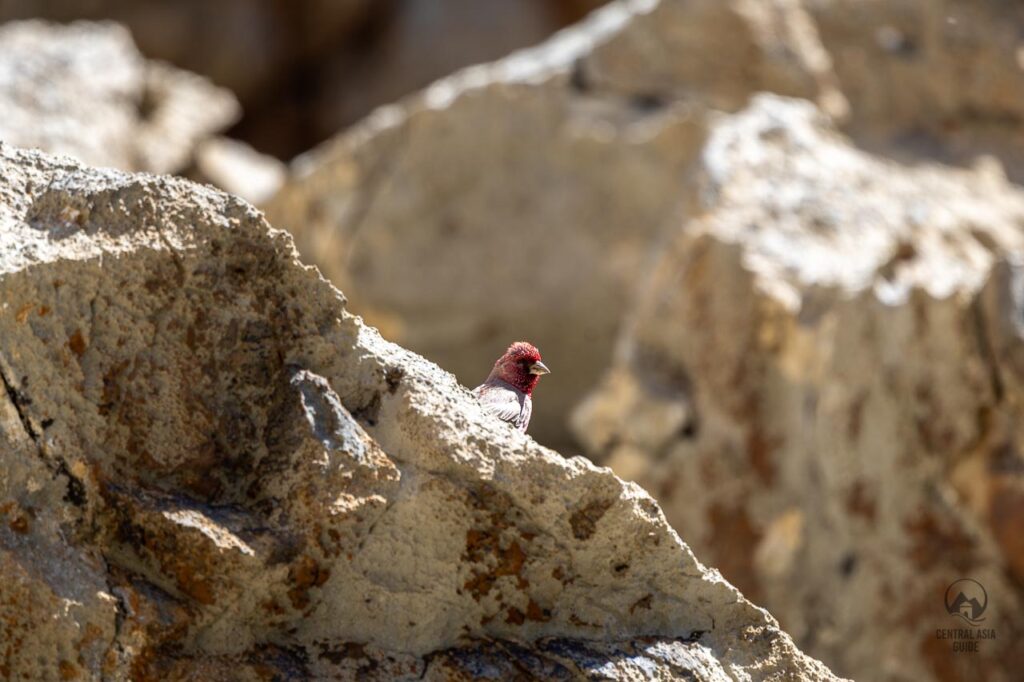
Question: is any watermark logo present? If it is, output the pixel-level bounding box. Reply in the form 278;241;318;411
945;578;987;626
936;578;996;653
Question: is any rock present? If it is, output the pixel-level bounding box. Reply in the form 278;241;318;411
0;1;609;158
191;137;287;206
263;0;845;448
807;0;1024;180
0;142;841;679
0;20;238;174
572;95;1024;681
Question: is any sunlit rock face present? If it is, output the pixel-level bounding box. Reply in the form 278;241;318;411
0;142;840;680
573;94;1024;682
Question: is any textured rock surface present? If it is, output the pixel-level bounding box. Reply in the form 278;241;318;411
573;95;1024;681
0;20;237;174
808;0;1024;180
0;143;840;680
264;0;844;448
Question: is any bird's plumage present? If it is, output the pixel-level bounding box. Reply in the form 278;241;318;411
474;379;533;432
473;341;548;433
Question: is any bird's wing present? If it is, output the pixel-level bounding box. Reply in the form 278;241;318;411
474;381;530;431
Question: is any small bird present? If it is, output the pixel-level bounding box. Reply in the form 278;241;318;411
473;341;550;433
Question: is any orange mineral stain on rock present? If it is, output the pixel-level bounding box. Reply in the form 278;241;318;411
68;329;87;357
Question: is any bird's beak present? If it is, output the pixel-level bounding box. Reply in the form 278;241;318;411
529;360;550;375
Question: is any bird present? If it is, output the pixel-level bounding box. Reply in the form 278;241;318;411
473;341;550;433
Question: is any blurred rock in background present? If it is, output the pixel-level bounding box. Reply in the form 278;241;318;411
808;0;1024;182
0;20;237;174
572;94;1024;682
0;0;608;159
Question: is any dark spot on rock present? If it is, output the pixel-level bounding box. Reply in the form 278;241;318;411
569;498;613;540
505;607;525;625
41;418;54;429
629;594;652;614
846;481;876;522
679;417;699;439
526;599;551;622
570;57;590;92
352;392;382;426
384;367;404;394
67;329;86;357
62;469;87;507
8;515;29;534
630;93;666;112
839;552;858;578
613;562;629;576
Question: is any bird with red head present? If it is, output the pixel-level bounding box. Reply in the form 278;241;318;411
473;341;550;432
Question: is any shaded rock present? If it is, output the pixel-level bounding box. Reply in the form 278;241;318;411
572;94;1024;681
0;142;841;679
263;0;845;448
0;20;238;174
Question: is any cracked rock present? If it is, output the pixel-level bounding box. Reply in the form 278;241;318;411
0;142;841;679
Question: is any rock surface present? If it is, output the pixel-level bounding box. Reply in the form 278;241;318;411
264;0;845;449
807;0;1024;181
0;20;237;174
0;142;840;680
572;95;1024;682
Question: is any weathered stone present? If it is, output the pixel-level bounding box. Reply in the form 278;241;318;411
573;95;1024;681
0;142;840;679
0;20;238;174
264;0;844;448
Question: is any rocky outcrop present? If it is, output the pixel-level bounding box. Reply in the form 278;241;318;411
0;20;237;174
572;95;1024;682
264;0;845;448
0;142;840;680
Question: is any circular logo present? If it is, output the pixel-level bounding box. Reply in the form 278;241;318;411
945;578;988;625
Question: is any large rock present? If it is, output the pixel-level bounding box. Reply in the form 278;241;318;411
264;0;845;449
0;20;238;174
807;0;1024;180
0;142;840;680
572;95;1024;681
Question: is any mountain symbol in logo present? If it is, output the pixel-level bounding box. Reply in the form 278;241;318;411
945;579;988;625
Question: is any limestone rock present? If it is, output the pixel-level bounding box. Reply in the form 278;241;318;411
0;142;841;679
0;20;238;174
264;0;845;448
572;95;1024;681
